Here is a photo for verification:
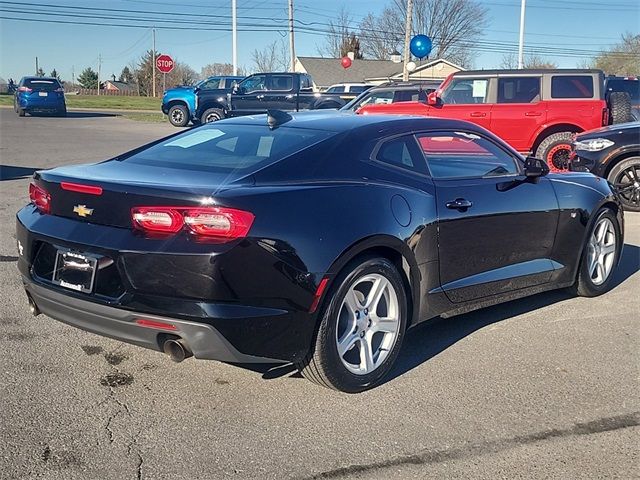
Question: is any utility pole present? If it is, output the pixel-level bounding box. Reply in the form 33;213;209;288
232;0;238;75
402;0;414;81
72;65;75;85
288;0;295;72
518;0;526;69
97;54;102;95
35;57;38;75
152;28;157;97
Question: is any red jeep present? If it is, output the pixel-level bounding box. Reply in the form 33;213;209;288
358;69;632;171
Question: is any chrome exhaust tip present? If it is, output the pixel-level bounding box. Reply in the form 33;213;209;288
163;339;193;363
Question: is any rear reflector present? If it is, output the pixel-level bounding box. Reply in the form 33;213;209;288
131;206;254;240
60;182;103;195
29;183;51;214
135;318;178;331
309;277;329;313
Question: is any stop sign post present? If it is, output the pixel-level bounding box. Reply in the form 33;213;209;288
156;54;174;96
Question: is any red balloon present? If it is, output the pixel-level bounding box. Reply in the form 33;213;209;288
341;57;352;69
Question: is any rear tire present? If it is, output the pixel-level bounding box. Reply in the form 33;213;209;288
571;208;621;297
17;108;26;117
200;108;224;124
297;256;407;393
608;92;632;125
168;104;189;127
607;157;640;212
535;132;574;172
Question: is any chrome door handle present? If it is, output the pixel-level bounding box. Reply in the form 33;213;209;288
445;198;473;211
470;112;486;117
525;111;542;117
256;95;265;99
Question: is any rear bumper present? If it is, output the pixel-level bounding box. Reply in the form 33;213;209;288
24;279;280;363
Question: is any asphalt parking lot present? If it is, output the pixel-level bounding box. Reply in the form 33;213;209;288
0;108;638;480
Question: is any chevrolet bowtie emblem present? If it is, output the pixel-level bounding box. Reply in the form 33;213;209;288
73;204;94;217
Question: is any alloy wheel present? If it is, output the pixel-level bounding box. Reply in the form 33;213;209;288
335;274;400;375
546;144;571;172
171;109;184;125
586;217;617;286
613;164;640;210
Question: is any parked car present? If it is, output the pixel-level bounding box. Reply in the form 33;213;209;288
14;76;66;117
325;83;372;94
605;76;639;121
571;121;640;211
341;80;442;112
162;75;244;127
195;72;347;125
358;69;634;171
17;112;624;392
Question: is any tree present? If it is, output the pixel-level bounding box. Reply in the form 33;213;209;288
319;7;361;58
201;63;245;78
251;40;289;73
357;0;488;67
500;53;558;69
590;33;639;76
134;50;198;96
36;67;45;77
119;66;134;83
50;69;61;81
77;67;99;89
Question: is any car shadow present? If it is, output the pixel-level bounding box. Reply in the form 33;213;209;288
242;243;640;386
27;111;117;118
0;165;42;181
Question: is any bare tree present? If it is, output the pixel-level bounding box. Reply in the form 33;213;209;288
358;0;488;67
251;40;289;73
590;33;640;76
500;53;558;69
318;7;361;58
201;63;245;78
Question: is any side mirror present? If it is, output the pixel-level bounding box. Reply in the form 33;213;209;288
194;87;200;94
427;91;440;106
524;156;549;178
232;84;241;94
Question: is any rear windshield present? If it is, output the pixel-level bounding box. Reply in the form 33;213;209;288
551;76;594;99
606;79;639;101
23;78;62;91
123;124;336;173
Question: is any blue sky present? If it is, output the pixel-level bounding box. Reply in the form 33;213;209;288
0;0;638;83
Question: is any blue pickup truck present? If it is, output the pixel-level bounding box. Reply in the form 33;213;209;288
161;75;244;127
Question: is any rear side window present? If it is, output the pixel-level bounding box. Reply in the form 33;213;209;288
23;79;62;91
327;86;345;93
350;86;368;94
417;131;519;179
374;135;426;174
199;77;221;90
268;75;293;91
123;124;336;173
498;77;541;103
551;76;594;98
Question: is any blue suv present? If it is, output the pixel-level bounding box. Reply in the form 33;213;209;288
161;75;243;127
15;77;66;117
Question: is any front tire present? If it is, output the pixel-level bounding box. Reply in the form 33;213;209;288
535;132;574;172
168;104;189;127
607;157;640;212
572;208;622;297
200;107;224;124
298;257;407;393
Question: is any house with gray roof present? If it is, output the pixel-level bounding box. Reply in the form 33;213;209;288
294;57;463;90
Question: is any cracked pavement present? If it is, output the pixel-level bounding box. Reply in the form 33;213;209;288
1;109;638;479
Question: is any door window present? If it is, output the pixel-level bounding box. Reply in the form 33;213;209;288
417;131;519;178
441;78;489;104
497;77;541;103
239;75;267;93
551;76;594;98
267;75;293;91
198;77;222;90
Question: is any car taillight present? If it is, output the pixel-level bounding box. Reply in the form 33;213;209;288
131;207;184;233
602;107;609;126
18;86;32;93
29;183;51;214
131;206;254;239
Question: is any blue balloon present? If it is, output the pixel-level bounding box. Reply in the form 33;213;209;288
410;35;432;59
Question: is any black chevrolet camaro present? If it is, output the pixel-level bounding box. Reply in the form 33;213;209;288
17;112;624;392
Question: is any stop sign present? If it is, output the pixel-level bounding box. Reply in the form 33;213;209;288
156;54;174;74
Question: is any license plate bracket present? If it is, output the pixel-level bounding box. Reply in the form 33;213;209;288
52;249;98;293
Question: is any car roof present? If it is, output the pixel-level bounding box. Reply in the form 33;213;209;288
21;76;60;82
454;68;604;76
367;81;441;90
219;110;484;133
